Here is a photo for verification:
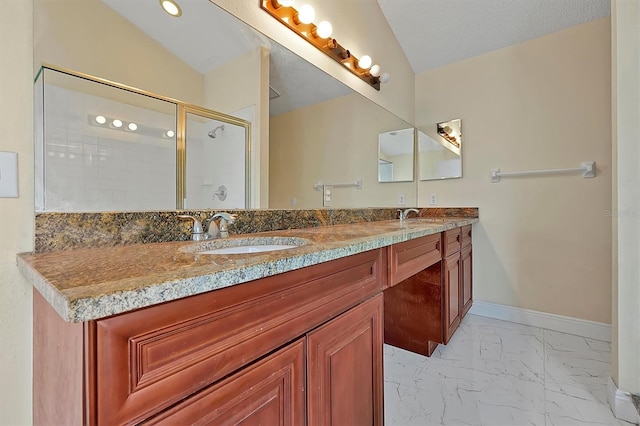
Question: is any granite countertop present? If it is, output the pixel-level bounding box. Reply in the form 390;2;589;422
18;218;478;323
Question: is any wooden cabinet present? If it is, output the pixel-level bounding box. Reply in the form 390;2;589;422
384;225;473;356
307;294;384;426
34;248;386;425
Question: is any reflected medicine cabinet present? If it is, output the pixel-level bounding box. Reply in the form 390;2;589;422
34;66;251;212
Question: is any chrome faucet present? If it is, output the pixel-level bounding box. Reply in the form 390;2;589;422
178;212;237;240
398;208;420;222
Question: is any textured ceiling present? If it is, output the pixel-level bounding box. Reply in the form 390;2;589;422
376;0;610;74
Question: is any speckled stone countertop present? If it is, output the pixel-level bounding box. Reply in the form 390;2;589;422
18;218;477;323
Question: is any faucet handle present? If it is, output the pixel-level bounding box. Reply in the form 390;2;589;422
178;214;208;241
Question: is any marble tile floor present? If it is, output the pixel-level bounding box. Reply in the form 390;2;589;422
384;314;633;426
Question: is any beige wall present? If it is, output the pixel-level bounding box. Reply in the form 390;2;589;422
270;93;415;208
210;0;415;123
0;1;34;424
611;0;640;394
34;0;204;106
415;18;612;323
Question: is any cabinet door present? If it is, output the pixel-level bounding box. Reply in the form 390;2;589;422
443;253;461;344
307;294;384;426
460;244;473;319
142;338;305;426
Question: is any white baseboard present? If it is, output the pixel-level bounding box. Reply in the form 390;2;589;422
468;300;612;342
608;377;640;424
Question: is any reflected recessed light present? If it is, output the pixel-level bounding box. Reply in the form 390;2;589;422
166;130;175;138
160;0;182;17
95;115;106;124
128;122;138;131
112;119;123;128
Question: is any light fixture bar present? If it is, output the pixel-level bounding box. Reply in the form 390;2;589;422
260;0;380;90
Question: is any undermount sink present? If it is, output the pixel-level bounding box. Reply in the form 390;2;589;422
181;237;310;255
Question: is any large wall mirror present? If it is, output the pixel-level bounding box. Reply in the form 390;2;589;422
417;119;462;181
34;0;417;211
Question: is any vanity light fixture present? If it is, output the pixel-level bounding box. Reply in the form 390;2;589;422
260;0;382;90
160;0;182;17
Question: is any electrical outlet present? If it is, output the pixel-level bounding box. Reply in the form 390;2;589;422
323;187;332;207
0;151;18;198
429;193;438;205
398;194;406;205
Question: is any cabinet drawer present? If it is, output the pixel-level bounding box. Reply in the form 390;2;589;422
93;248;385;425
388;233;441;287
442;228;462;257
461;225;472;248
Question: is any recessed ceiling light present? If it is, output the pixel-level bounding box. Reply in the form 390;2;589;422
166;130;175;138
160;0;182;17
112;119;123;128
95;115;106;124
128;122;138;131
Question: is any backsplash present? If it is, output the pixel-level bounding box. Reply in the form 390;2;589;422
34;207;478;253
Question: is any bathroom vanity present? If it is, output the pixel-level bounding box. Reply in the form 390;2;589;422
21;217;477;425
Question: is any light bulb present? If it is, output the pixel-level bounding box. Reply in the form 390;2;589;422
279;0;295;6
369;64;380;77
297;4;315;24
95;115;106;124
379;73;390;83
160;0;182;17
166;130;175;138
316;21;333;38
127;122;138;131
358;55;372;69
112;119;123;128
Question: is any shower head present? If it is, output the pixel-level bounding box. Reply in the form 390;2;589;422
208;125;225;139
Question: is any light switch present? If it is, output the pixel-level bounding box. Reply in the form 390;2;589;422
0;151;18;198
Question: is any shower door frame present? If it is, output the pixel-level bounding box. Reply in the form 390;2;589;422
178;105;251;209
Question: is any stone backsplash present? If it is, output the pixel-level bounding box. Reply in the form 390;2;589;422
34;207;478;253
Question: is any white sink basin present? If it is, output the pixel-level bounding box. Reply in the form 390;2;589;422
181;236;310;255
198;244;299;255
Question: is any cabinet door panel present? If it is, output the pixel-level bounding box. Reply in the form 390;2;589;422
444;253;461;344
461;245;473;319
307;294;384;426
142;339;305;426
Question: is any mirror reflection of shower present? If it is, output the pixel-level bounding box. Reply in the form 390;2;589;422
208;125;225;139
